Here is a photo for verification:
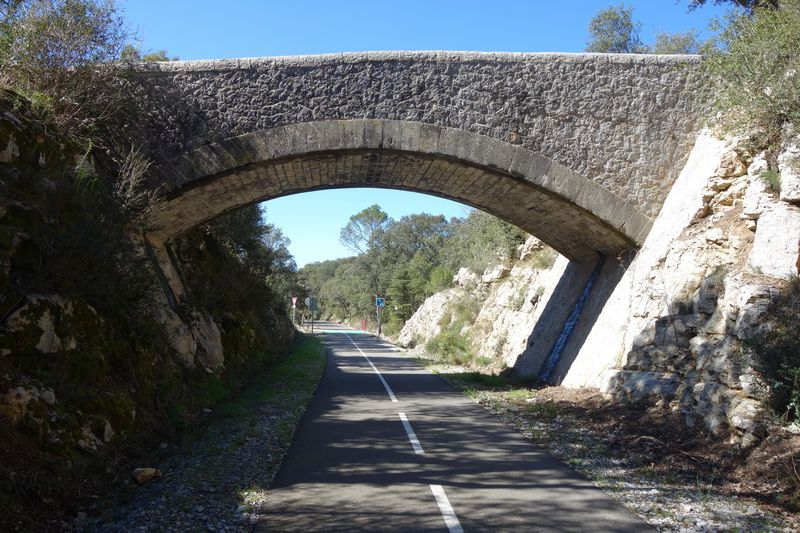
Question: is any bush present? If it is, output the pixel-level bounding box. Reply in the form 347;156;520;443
426;328;473;365
760;169;782;191
425;294;480;365
704;1;800;146
0;1;158;167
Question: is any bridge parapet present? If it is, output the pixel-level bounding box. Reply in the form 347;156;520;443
135;51;707;220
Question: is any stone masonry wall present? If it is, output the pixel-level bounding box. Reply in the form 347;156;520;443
136;52;706;218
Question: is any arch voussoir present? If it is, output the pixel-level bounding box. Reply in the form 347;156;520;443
148;120;653;263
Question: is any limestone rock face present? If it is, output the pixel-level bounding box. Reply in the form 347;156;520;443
517;237;545;261
481;264;510;284
747;203;800;280
397;236;566;369
155;307;225;370
778;131;800;204
2;295;97;355
396;288;466;349
469;256;562;369
741;153;771;221
392;130;799;443
452;267;479;290
192;311;224;370
560;131;794;443
158;307;197;368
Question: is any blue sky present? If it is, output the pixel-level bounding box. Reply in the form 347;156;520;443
120;0;730;266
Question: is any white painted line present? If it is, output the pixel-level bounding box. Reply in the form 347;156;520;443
345;334;398;402
398;412;425;455
430;484;463;533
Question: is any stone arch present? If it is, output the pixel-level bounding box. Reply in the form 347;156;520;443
146;119;653;263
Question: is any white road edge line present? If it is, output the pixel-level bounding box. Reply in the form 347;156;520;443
398;412;425;455
345;333;398;402
430;484;463;533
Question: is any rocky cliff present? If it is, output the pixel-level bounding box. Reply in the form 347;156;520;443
0;90;295;528
398;128;800;444
396;237;564;369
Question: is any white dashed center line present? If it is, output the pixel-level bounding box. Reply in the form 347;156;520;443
345;334;397;402
347;332;462;530
430;484;463;533
398;412;424;454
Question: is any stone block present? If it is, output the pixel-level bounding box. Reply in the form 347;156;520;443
714;151;747;178
747;203;800;280
191;311;224;370
728;396;766;436
481;264;510;284
158;307;196;368
601;370;680;402
742;153;770;219
779;133;800;204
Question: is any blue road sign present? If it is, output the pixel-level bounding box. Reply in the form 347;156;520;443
375;297;385;308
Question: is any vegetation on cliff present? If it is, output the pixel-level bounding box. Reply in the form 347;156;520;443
704;0;800;149
0;1;303;529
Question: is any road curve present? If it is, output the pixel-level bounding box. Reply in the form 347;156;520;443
254;322;649;532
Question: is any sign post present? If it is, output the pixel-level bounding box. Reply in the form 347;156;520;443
304;296;317;334
291;296;297;325
375;296;385;336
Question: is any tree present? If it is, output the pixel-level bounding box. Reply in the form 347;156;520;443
586;3;647;53
339;204;390;255
121;44;177;62
379;213;450;263
427;264;453;293
1;0;127;74
703;0;800;144
0;0;143;161
441;210;526;274
687;0;781;10
209;204;269;260
652;30;701;54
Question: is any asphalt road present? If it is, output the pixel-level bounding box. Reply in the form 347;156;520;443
255;322;649;532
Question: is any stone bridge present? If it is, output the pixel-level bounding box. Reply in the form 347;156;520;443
140;51;706;264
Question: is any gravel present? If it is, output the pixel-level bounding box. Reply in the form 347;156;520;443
463;384;800;532
76;341;326;533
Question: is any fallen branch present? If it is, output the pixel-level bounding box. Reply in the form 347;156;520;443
631;435;706;463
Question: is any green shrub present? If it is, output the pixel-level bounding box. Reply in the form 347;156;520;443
530;248;558;270
0;1;133;147
426;328;473;365
703;1;800;146
382;317;404;337
451;294;480;325
760;169;782;191
427;264;453;293
425;294;480;365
